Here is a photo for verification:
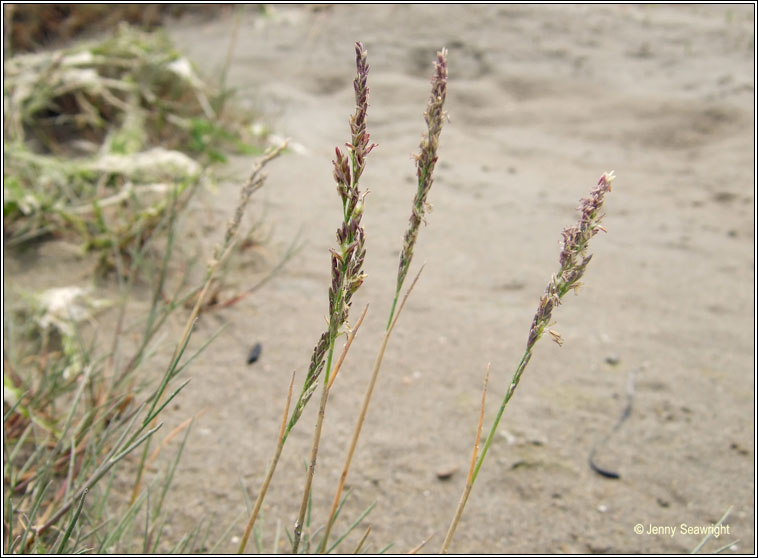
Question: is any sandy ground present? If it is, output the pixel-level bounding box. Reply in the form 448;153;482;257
6;4;754;554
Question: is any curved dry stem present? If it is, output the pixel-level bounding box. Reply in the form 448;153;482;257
238;370;296;554
353;526;372;554
291;304;368;553
408;532;435;554
440;363;490;553
328;304;369;392
145;412;204;471
318;265;424;552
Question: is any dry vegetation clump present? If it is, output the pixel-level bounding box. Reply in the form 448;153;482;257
3;4;230;54
3;21;284;554
3;24;262;263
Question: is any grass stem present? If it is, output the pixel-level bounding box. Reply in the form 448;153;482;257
291;305;368;553
238;370;296;553
130;142;286;503
318;266;424;551
440;364;490;553
440;171;615;550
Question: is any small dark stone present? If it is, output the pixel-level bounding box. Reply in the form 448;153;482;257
435;465;459;480
730;442;749;456
605;354;621;366
247;342;262;365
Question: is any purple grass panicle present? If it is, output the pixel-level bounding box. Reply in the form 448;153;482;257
526;170;615;351
288;42;374;435
330;42;374;334
318;46;449;553
396;48;448;294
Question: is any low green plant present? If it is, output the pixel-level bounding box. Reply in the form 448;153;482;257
2;22;287;554
3;20;281;555
3;138;286;554
3;189;193;553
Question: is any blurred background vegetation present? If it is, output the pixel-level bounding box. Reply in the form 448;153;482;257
3;6;277;552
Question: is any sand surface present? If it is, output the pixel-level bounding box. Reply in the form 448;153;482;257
6;4;755;554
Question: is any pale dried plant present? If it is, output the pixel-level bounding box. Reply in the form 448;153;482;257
131;142;287;504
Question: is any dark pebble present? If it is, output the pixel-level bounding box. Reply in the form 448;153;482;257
435;465;459;480
605;354;621;366
247;342;262;365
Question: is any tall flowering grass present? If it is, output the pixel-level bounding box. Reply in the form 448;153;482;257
394;47;448;315
441;171;616;552
240;42;450;555
290;42;375;552
229;40;615;555
4;27;620;554
239;41;375;554
319;46;448;552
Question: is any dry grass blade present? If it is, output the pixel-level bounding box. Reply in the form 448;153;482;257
238;370;296;554
440;363;490;553
319;264;424;551
328;304;369;391
145;412;205;471
353;526;372;554
130;142;287;504
408;532;435;554
388;263;425;335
